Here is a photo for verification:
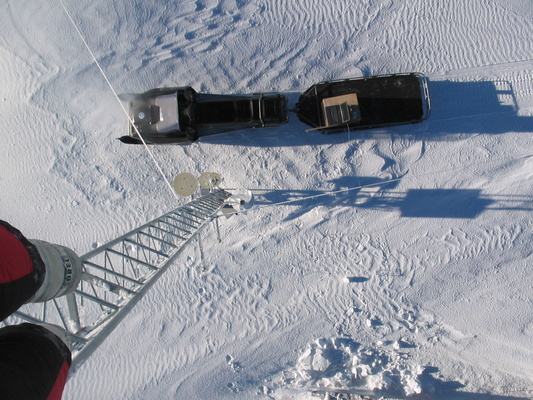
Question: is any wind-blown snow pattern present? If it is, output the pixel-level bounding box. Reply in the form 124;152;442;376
1;0;532;399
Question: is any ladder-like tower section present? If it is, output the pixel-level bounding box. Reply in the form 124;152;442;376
2;188;231;370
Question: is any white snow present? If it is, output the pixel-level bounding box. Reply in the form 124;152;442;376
1;0;532;399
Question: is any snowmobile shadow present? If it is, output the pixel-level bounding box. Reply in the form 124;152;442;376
379;189;531;219
417;366;532;400
255;177;531;221
199;79;532;147
417;78;533;138
399;189;493;219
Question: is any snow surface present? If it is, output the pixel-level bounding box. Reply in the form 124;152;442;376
1;0;532;399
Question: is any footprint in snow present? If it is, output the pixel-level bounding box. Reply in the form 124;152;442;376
226;355;242;373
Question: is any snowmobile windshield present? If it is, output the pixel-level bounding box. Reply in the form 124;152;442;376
154;94;180;133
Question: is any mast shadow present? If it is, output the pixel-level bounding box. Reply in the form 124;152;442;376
254;177;532;221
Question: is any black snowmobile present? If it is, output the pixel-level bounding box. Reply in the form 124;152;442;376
119;87;288;144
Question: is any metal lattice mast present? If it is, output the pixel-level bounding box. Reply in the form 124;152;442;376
3;188;231;371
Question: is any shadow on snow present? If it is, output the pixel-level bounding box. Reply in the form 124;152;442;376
416;366;533;400
253;176;532;221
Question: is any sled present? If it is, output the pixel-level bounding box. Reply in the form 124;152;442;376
295;73;431;132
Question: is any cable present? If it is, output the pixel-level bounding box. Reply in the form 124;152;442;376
58;0;179;201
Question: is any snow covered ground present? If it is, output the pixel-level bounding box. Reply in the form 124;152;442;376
1;0;532;399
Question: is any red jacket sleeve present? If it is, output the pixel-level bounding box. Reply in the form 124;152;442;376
0;220;45;321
